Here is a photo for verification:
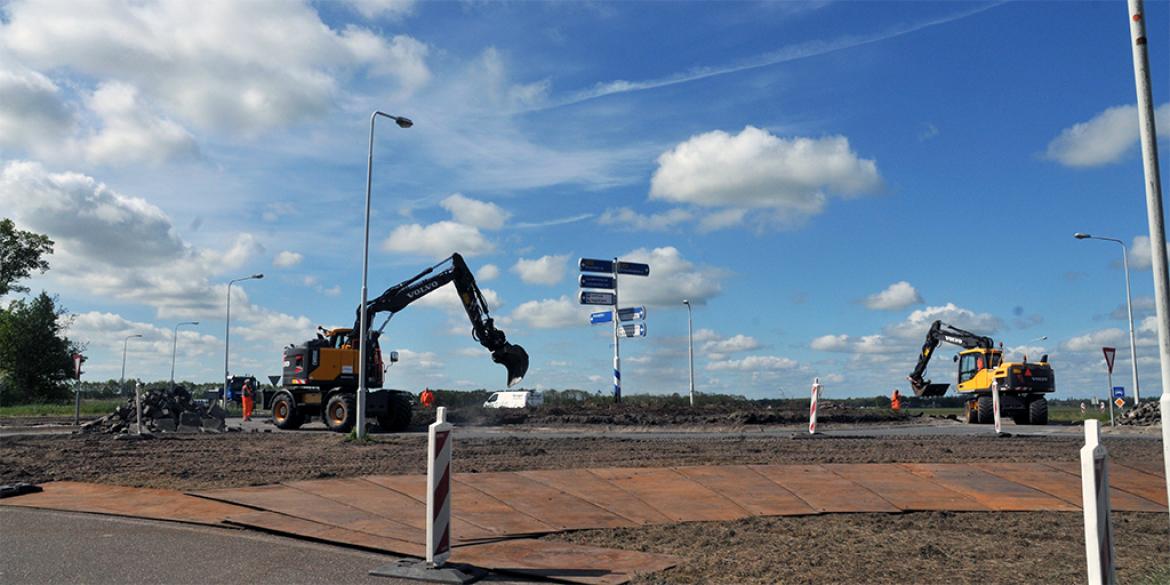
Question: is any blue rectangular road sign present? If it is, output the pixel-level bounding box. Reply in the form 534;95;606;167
579;274;616;290
590;310;613;324
615;261;650;276
580;291;616;306
617;306;646;321
579;258;615;274
618;323;647;338
1112;386;1125;399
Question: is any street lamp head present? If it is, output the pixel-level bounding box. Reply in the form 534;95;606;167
189;321;199;326
132;334;143;338
1074;232;1091;239
252;273;264;280
395;117;413;128
682;299;690;305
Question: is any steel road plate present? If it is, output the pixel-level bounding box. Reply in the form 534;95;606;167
453;538;679;585
225;510;425;558
674;465;818;517
515;469;673;526
749;465;899;513
1048;462;1168;510
901;463;1077;511
824;464;988;512
1;481;246;526
587;467;750;523
458;472;633;531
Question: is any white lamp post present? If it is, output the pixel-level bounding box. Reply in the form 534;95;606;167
170;321;199;393
683;299;694;407
120;334;142;396
1075;233;1141;404
357;111;413;440
223;273;264;408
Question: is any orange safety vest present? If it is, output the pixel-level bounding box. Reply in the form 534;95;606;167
891;391;902;411
420;389;435;407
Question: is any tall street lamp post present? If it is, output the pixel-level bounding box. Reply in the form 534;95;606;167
683;299;695;407
170;321;199;393
120;334;142;395
357;111;413;440
224;273;264;408
1075;233;1141;404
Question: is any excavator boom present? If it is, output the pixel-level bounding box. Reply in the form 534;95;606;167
357;253;529;387
907;320;993;397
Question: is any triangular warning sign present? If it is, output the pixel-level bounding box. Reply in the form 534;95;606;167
1102;347;1117;374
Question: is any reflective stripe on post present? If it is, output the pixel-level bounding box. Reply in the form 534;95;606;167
426;407;453;567
1080;419;1117;585
808;377;821;435
992;379;1002;435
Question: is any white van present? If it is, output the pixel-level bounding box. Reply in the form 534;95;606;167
483;390;543;409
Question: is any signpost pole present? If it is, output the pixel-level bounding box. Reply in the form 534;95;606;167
612;258;621;404
1107;370;1115;428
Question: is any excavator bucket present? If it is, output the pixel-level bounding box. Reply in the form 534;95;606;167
492;343;529;388
914;383;950;398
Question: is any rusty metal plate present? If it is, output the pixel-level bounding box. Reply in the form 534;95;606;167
193;484;422;543
450;476;556;537
1048;462;1167;511
588;467;749;523
0;481;246;526
516;469;672;526
974;462;1084;508
226;510;425;558
361;475;499;542
675;465;817;517
901;464;1077;512
285;477;427;531
750;465;899;513
458;472;632;531
1111;463;1169;507
454;538;679;585
1119;461;1165;477
825;464;987;512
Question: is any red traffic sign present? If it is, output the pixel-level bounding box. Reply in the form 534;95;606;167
1102;347;1116;374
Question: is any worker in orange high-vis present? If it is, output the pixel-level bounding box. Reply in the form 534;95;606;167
890;389;903;411
241;379;255;421
420;387;435;408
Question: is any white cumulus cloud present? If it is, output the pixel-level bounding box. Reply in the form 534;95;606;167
440;194;510;230
863;281;923;311
273;251;303;268
1045;103;1170;167
477;264;500;281
615;246;726;308
82;81;199;165
510;296;585;329
649;126;881;228
707;355;798;371
383;221;494;259
1128;235;1170;270
598;207;693;231
512;254;568;285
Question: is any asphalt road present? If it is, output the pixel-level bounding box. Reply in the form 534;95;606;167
0;508;532;585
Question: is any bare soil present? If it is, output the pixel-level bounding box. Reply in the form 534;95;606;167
1;426;1166;584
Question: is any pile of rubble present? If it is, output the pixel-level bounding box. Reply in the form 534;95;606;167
1118;400;1162;426
82;386;227;434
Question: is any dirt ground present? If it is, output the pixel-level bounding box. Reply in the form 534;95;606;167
1;425;1167;584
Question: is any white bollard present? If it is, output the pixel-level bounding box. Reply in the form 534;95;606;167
135;382;143;435
808;378;821;435
426;406;453;568
992;379;1002;435
1162;391;1170;528
1080;419;1117;585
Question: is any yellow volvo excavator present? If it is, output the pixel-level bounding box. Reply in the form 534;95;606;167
908;320;1054;425
268;253;529;433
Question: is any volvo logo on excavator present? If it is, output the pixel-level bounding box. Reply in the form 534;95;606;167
407;280;441;298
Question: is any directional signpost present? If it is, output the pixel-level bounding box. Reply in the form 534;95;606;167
1103;347;1117;427
580;257;650;403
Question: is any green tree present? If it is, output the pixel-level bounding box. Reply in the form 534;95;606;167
0;293;81;404
0;218;54;298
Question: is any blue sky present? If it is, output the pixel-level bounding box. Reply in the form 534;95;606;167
1;0;1168;399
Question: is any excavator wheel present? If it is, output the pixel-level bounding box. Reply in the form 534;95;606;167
964;400;979;424
272;393;304;430
324;393;357;433
377;392;413;433
976;395;995;425
1027;396;1049;426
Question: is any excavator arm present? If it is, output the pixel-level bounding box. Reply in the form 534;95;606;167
907;320;994;397
356;253;529;387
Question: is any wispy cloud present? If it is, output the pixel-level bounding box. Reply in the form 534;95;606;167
534;3;1003;111
513;213;594;229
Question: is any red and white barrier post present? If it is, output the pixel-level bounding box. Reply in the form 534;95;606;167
808;377;821;435
427;406;453;568
991;379;1002;435
1080;419;1117;585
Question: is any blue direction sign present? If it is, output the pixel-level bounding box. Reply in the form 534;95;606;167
579;274;616;290
579;258;615;274
615;261;650;277
618;323;647;338
1112;386;1125;399
590;310;613;324
579;291;616;306
617;306;646;321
